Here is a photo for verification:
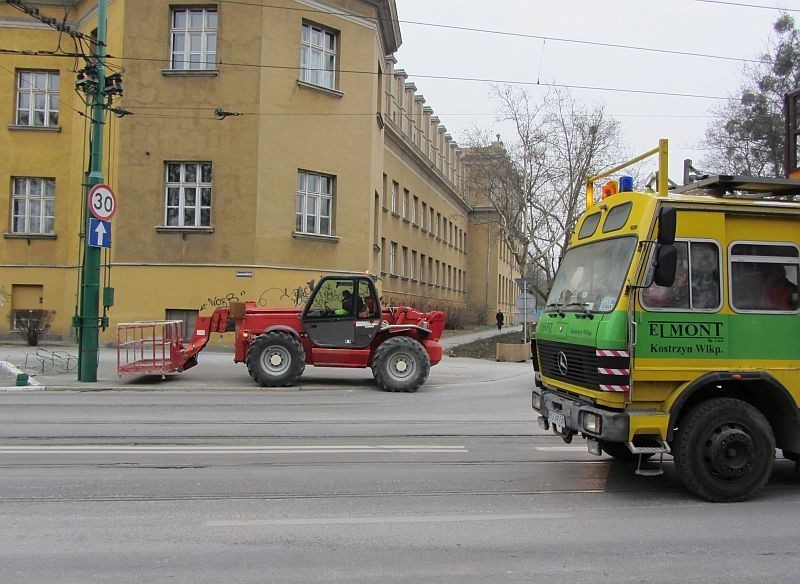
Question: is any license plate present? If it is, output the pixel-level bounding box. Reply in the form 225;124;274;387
547;411;566;429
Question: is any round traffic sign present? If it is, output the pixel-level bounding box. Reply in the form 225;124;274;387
88;184;117;221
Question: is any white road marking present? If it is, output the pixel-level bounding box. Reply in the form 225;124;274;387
0;445;468;455
207;512;571;527
534;446;590;452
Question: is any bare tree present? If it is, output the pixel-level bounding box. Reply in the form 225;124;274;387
463;86;625;300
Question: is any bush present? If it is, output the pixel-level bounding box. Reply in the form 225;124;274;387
10;309;55;346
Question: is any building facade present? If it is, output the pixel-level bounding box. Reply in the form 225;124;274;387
0;0;519;343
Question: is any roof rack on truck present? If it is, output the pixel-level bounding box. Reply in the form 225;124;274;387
672;174;800;199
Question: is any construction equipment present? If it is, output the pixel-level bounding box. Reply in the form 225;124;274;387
118;274;445;392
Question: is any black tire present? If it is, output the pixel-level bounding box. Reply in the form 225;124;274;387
602;442;653;462
245;332;306;387
673;398;774;502
371;336;430;393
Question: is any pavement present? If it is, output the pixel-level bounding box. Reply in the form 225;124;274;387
0;325;529;392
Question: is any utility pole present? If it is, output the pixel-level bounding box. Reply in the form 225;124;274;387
77;0;107;382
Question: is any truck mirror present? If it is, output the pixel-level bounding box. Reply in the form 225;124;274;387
657;205;676;245
653;244;677;287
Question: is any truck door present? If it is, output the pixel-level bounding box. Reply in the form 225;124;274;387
352;278;381;348
301;277;357;348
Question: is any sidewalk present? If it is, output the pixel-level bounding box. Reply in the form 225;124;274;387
0;325;528;391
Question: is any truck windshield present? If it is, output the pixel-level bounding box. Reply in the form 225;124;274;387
545;236;637;313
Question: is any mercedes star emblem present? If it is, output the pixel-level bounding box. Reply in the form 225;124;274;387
557;351;569;376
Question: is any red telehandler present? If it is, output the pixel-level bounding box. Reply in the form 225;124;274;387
117;274;446;392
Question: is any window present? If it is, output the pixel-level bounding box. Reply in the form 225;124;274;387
402;189;409;220
421;202;427;230
602;202;633;233
390;242;397;275
170;8;217;70
401;246;408;277
296;170;333;235
11;177;55;235
579;212;602;239
15;70;59;127
165;163;212;228
729;243;799;312
641;240;721;311
166;308;199;340
411;251;417;280
391;181;398;214
412;196;419;225
420;253;426;283
301;21;337;90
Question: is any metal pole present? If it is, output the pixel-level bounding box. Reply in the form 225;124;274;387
523;285;528;344
77;0;107;382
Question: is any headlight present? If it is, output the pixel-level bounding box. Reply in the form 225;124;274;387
582;412;602;434
531;390;542;411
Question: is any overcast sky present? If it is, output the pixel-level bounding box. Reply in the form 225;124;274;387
392;0;798;182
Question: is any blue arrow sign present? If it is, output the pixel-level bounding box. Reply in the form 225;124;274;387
88;218;111;248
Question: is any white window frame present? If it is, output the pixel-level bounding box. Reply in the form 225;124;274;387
296;170;334;236
165;162;213;228
390;242;397;275
391;181;398;214
401;246;408;277
11;177;55;235
170;7;217;71
15;70;59;127
412;196;418;225
300;21;337;90
402;189;409;219
729;240;800;314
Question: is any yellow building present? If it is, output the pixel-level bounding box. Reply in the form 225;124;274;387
1;0;519;342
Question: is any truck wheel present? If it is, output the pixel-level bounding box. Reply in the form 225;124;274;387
602;442;653;462
673;398;774;502
371;336;430;393
246;332;306;387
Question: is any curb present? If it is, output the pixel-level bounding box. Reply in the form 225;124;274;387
0;360;44;392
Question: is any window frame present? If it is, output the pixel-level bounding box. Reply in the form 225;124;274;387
295;170;334;236
10;177;56;235
14;70;59;128
641;238;723;313
164;162;213;229
169;7;218;71
728;240;800;314
300;20;338;90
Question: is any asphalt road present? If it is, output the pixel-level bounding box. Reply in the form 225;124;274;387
1;357;799;583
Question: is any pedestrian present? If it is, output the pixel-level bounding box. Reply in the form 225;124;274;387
496;310;504;330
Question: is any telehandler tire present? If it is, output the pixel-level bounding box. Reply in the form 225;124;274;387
371;336;430;393
246;332;306;387
673;398;774;502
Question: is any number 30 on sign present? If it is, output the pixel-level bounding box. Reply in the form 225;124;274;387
88;184;117;221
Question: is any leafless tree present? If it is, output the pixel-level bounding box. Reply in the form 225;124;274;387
463;86;626;300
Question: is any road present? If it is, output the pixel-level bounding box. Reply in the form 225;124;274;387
1;358;799;583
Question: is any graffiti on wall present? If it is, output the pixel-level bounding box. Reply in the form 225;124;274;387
198;290;246;312
197;280;317;312
255;283;314;308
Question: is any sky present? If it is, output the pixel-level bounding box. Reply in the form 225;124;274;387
392;0;799;183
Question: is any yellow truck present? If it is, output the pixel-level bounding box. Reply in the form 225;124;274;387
531;140;800;501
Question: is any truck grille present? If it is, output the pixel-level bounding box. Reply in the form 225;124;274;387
537;341;631;392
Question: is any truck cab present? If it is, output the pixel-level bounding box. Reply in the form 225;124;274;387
531;140;800;502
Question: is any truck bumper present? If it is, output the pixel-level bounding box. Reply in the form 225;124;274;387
531;382;629;443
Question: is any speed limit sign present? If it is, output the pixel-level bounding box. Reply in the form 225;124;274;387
88;184;117;221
